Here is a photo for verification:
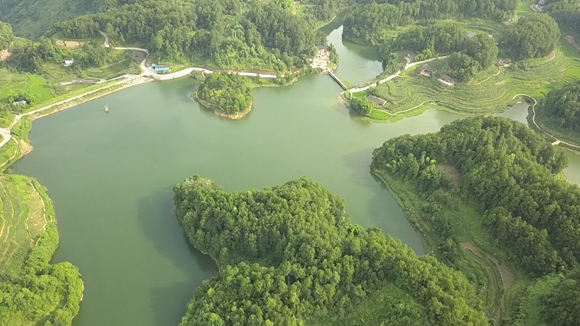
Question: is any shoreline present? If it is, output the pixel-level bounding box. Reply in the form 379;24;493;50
193;91;253;120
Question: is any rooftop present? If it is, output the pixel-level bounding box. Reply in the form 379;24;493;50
317;45;325;51
367;95;387;106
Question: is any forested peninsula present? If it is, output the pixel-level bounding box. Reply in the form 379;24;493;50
371;116;579;324
173;176;487;325
195;73;253;119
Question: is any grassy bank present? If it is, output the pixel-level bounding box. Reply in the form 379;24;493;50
372;169;528;323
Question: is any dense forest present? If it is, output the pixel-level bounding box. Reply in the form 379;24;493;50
540;80;580;134
342;0;518;45
372;117;577;276
196;73;253;116
501;14;561;60
538;267;580;326
56;0;323;71
173;176;488;325
546;0;580;35
0;0;138;38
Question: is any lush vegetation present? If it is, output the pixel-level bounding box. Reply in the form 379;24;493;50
547;0;580;35
0;21;13;50
173;176;487;325
342;0;517;45
540;80;580;135
196;73;253;117
0;0;137;39
56;0;324;71
383;21;498;81
501;14;561;60
372;117;576;276
0;175;83;325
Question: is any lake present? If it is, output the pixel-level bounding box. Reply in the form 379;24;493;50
12;26;580;326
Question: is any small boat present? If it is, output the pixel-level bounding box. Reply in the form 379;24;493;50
104;106;109;113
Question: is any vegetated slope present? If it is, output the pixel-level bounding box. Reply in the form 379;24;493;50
56;0;322;71
372;117;575;277
539;80;580;136
173;176;488;325
342;0;518;45
0;0;138;39
547;0;580;35
0;175;83;326
501;14;561;60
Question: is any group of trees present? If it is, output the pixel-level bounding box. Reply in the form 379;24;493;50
173;176;488;325
343;0;518;45
501;14;561;60
540;79;580;134
546;0;580;35
383;21;498;81
538;267;580;326
349;97;374;116
372;117;578;276
56;0;324;72
196;73;253;116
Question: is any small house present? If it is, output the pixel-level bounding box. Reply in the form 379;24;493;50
316;45;326;57
498;58;512;67
154;64;170;73
63;58;74;66
12;100;27;107
438;75;456;87
367;95;387;106
419;64;435;77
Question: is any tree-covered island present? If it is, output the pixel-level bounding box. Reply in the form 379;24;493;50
195;73;254;120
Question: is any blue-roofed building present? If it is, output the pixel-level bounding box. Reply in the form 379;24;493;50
153;64;170;73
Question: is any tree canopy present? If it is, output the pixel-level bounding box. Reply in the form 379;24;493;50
501;14;561;60
56;0;322;71
343;0;517;45
173;176;488;325
541;80;580;134
372;117;576;276
196;73;253;116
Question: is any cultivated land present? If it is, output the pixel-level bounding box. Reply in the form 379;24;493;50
0;175;48;275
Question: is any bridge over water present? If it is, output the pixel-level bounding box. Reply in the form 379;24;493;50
326;70;348;90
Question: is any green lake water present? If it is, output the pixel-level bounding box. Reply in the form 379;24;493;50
11;26;580;326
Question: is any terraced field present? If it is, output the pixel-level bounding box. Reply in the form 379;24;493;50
367;38;580;119
0;175;48;276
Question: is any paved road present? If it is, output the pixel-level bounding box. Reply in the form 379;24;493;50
349;56;449;94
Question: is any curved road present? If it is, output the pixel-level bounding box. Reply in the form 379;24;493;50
515;94;580;149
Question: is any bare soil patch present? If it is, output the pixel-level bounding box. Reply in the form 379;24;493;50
437;163;461;185
0;49;11;61
495;80;506;86
18;140;32;156
565;35;580;52
56;40;85;48
461;242;483;257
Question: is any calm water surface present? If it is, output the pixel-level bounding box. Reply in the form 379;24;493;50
12;27;580;326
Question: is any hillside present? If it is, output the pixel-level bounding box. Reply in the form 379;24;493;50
0;0;137;39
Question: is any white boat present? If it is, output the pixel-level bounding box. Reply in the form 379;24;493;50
104;106;109;113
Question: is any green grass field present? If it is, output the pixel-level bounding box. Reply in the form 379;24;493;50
0;175;47;276
0;70;54;104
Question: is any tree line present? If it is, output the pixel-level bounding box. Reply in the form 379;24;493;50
173;176;488;325
372;116;577;276
196;73;253;116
